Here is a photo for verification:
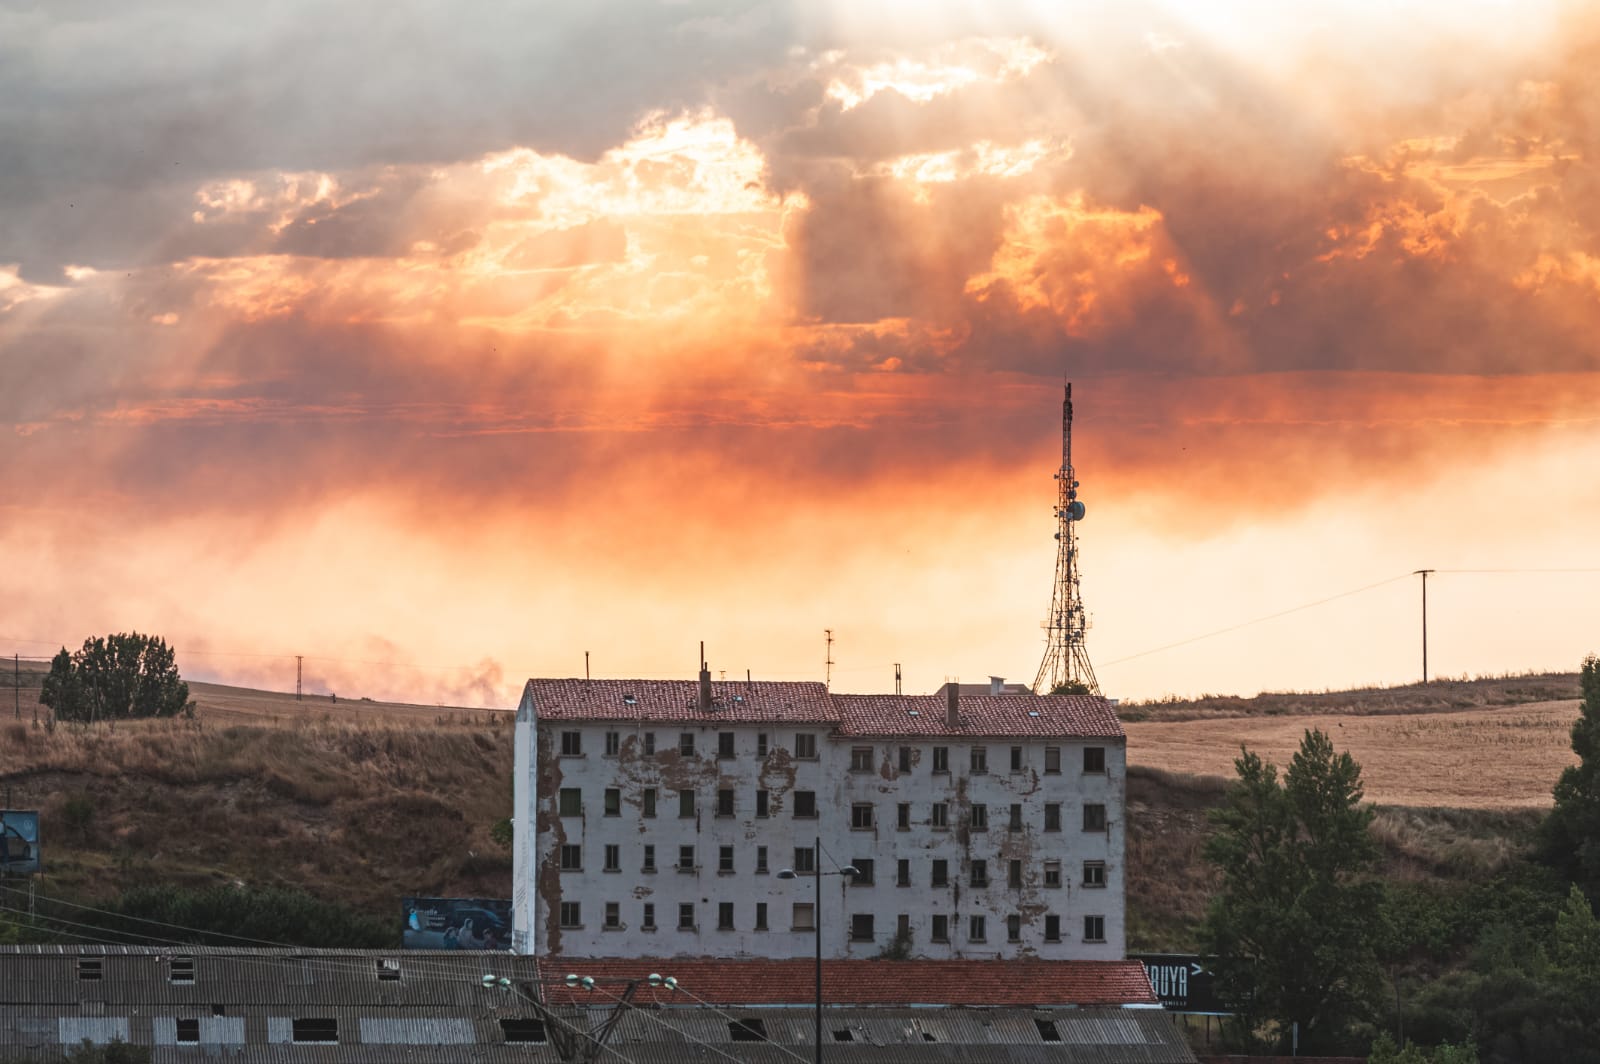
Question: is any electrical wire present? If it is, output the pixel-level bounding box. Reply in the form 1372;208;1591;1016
571;979;767;1064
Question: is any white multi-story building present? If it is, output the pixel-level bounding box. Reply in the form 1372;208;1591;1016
511;671;1126;961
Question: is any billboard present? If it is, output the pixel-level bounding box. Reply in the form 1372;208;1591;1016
1128;953;1226;1014
402;897;511;950
0;811;40;874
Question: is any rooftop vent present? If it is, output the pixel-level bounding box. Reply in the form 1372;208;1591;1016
622;694;637;705
908;709;919;717
1027;710;1040;718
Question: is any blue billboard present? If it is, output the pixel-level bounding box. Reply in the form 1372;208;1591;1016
0;811;40;874
402;897;511;950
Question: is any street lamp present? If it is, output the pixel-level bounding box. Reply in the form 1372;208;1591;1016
777;834;859;1064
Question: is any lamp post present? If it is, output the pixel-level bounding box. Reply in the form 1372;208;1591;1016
777;834;858;1064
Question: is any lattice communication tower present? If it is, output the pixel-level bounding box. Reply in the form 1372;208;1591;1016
1034;383;1101;696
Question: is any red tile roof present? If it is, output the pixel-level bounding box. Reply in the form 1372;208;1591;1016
539;959;1156;1008
524;679;1124;739
523;679;838;724
835;693;1124;740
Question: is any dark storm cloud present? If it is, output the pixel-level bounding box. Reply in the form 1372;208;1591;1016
0;0;798;280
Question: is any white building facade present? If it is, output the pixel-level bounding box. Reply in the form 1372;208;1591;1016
511;674;1126;961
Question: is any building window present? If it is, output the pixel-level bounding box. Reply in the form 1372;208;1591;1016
932;914;950;942
643;845;656;872
559;788;581;817
898;746;912;772
1008;859;1022;889
720;846;735;873
604;731;620;757
968;915;986;942
755;902;769;930
642;903;656;930
171;956;196;985
678;845;696;872
501;1019;547;1044
794;791;818;818
559;902;582;928
1084;804;1107;832
850;746;874;772
1044;860;1062;887
730;1018;768;1042
679;790;696;818
757;846;769;873
1084;915;1105;943
559;845;582;871
757;732;769;757
793;903;815;931
1044;746;1061;774
175;1018;199;1044
679;732;696;756
851;803;874;830
1007;914;1022;942
932;746;949;773
795;733;817;759
852;858;874;885
970;860;988;888
970;803;988;832
605;902;621;929
1045;914;1061;942
643;731;656;756
292;1019;338;1044
717;789;735;817
794;847;816;873
719;731;735;758
756;790;770;818
719;902;735;930
850;914;874;942
1008;803;1022;831
642;788;657;818
931;859;948;887
931;802;948;829
561;731;582;757
1010;745;1023;772
896;859;910;887
1083;860;1106;887
604;788;621;816
1084;746;1106;773
604;844;620;872
970;746;988;774
679;903;696;931
897;803;911;830
1045;803;1061;832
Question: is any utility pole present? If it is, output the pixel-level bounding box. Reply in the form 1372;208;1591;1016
13;654;18;720
1414;569;1434;683
295;656;303;701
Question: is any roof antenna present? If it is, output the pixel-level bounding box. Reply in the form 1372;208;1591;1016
894;663;902;696
585;651;590;682
698;641;712;711
825;629;834;690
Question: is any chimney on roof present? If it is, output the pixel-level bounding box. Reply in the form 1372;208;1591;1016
698;642;713;711
946;682;960;729
988;676;1004;696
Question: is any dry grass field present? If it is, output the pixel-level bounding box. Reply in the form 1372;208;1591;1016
1125;699;1579;808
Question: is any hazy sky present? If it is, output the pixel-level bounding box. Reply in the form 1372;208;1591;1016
4;0;1600;706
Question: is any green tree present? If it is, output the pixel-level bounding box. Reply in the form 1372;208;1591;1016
1202;728;1383;1052
1542;655;1600;895
1369;1033;1479;1064
39;633;192;722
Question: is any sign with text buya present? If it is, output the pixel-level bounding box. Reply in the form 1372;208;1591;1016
0;811;40;874
1128;953;1225;1014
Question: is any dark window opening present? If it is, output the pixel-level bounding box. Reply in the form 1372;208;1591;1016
717;789;735;817
794;791;818;818
1084;746;1106;773
719;732;736;758
1084;804;1107;832
729;1019;769;1042
175;1019;199;1044
77;958;102;981
850;914;874;941
292;1018;338;1044
375;959;399;982
679;732;696;756
171;956;196;984
1036;1018;1061;1042
501;1018;547;1044
560;731;582;756
832;1029;855;1042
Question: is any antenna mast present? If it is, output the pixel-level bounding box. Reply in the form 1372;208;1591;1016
1035;382;1101;696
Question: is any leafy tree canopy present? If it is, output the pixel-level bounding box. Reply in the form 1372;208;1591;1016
39;632;192;722
1202;728;1383;1053
1541;655;1600;895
